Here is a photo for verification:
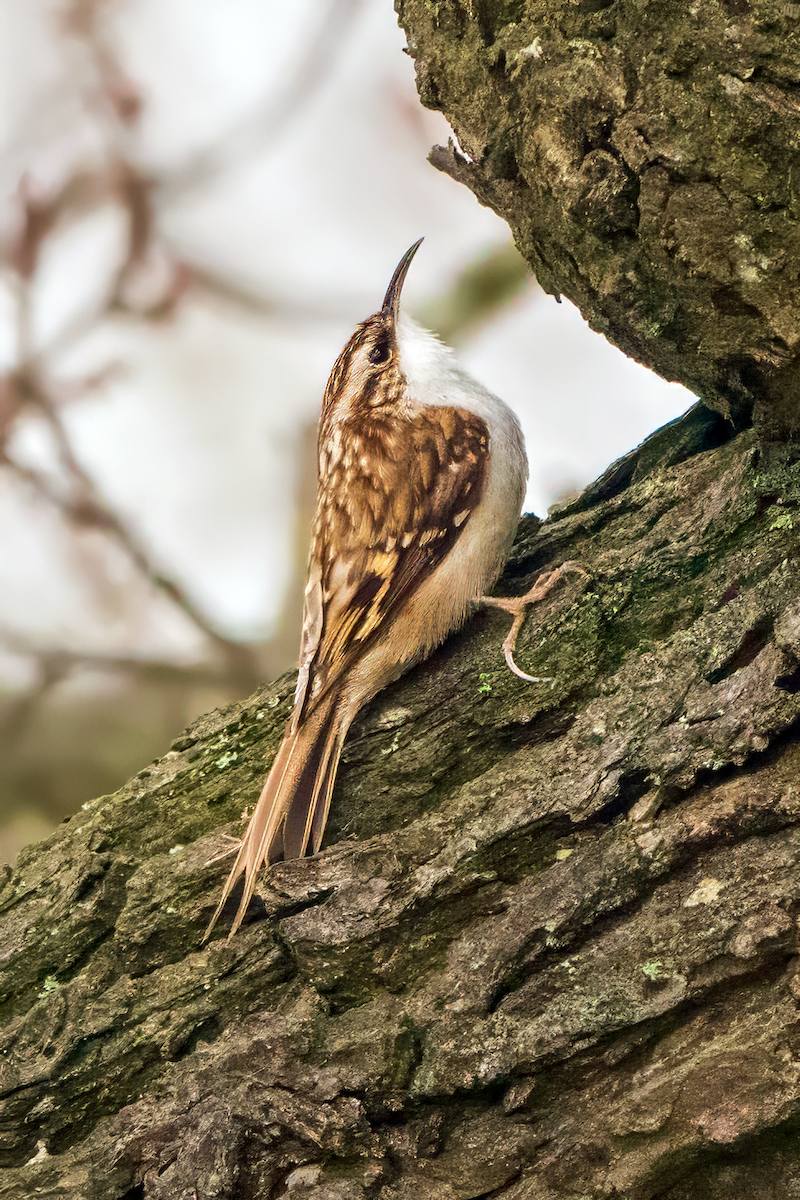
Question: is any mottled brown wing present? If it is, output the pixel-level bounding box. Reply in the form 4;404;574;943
295;405;488;717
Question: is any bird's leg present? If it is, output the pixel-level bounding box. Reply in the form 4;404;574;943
479;561;586;683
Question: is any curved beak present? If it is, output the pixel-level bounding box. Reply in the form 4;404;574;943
381;238;423;320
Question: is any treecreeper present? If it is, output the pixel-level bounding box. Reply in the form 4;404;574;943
205;240;582;940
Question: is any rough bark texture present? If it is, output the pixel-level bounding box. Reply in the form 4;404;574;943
397;0;800;445
1;406;800;1198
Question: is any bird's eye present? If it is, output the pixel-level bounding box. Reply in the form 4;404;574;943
368;337;391;365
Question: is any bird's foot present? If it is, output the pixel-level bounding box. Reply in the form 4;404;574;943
479;561;586;683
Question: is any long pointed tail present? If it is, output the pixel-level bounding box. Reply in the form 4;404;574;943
203;693;350;941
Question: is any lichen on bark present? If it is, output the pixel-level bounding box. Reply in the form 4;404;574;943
1;406;800;1198
397;0;800;446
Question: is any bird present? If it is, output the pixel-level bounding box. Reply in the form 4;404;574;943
204;239;582;940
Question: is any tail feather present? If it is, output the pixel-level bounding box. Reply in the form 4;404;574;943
309;719;351;854
284;714;351;858
203;692;347;941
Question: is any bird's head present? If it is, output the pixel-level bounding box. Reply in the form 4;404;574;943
321;239;424;424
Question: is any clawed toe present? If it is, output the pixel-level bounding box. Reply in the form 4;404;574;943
517;561;586;607
481;560;587;684
502;644;554;685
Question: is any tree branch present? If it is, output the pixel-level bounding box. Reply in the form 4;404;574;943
1;410;799;1197
398;0;800;448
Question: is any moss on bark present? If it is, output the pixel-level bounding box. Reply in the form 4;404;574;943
1;408;800;1197
398;0;800;446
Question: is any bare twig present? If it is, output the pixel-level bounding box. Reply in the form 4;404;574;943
3;378;261;689
0;625;244;689
0;656;70;748
61;0;143;129
0;624;246;748
2;79;263;693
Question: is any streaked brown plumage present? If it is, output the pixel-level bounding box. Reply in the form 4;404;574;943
204;240;577;941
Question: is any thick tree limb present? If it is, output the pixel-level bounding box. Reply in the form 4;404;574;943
1;406;800;1197
397;0;800;446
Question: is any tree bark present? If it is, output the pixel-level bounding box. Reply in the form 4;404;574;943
398;0;800;447
3;4;800;1198
1;406;799;1198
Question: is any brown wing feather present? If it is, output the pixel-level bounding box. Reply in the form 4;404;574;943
205;397;491;940
297;404;488;714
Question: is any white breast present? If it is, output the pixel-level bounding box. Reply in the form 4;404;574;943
395;318;528;645
397;315;528;558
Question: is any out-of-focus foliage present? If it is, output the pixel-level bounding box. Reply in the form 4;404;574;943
418;242;533;344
